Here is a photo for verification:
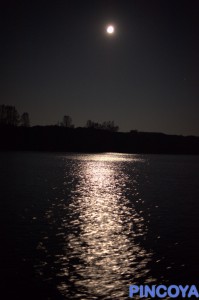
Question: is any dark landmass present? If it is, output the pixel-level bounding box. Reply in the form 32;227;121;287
1;125;199;154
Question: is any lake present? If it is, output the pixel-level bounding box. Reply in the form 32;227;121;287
0;152;199;299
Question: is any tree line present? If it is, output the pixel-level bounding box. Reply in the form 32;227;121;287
0;105;30;127
1;105;199;154
86;120;119;132
0;105;119;132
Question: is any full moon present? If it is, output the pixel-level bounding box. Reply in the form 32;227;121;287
106;25;114;34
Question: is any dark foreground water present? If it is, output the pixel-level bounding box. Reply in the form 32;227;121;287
0;152;199;299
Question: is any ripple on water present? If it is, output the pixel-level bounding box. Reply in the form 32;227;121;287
35;153;156;299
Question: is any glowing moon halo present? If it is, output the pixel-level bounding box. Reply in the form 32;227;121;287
106;25;115;34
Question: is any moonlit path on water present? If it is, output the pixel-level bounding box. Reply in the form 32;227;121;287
35;153;157;299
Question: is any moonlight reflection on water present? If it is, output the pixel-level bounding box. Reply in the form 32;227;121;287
36;153;156;299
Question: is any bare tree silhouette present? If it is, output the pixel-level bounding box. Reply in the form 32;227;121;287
20;112;30;127
0;105;19;126
61;115;74;128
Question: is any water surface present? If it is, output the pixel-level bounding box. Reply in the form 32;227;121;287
0;152;199;299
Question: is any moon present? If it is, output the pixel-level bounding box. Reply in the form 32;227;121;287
106;25;115;34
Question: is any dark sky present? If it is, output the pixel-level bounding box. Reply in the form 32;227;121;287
1;0;199;135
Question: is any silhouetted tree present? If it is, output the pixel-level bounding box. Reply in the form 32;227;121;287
86;119;119;131
101;121;119;132
86;120;93;128
0;105;19;126
61;115;74;128
20;112;30;127
86;120;100;129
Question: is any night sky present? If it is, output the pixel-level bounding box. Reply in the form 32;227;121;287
1;0;199;135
